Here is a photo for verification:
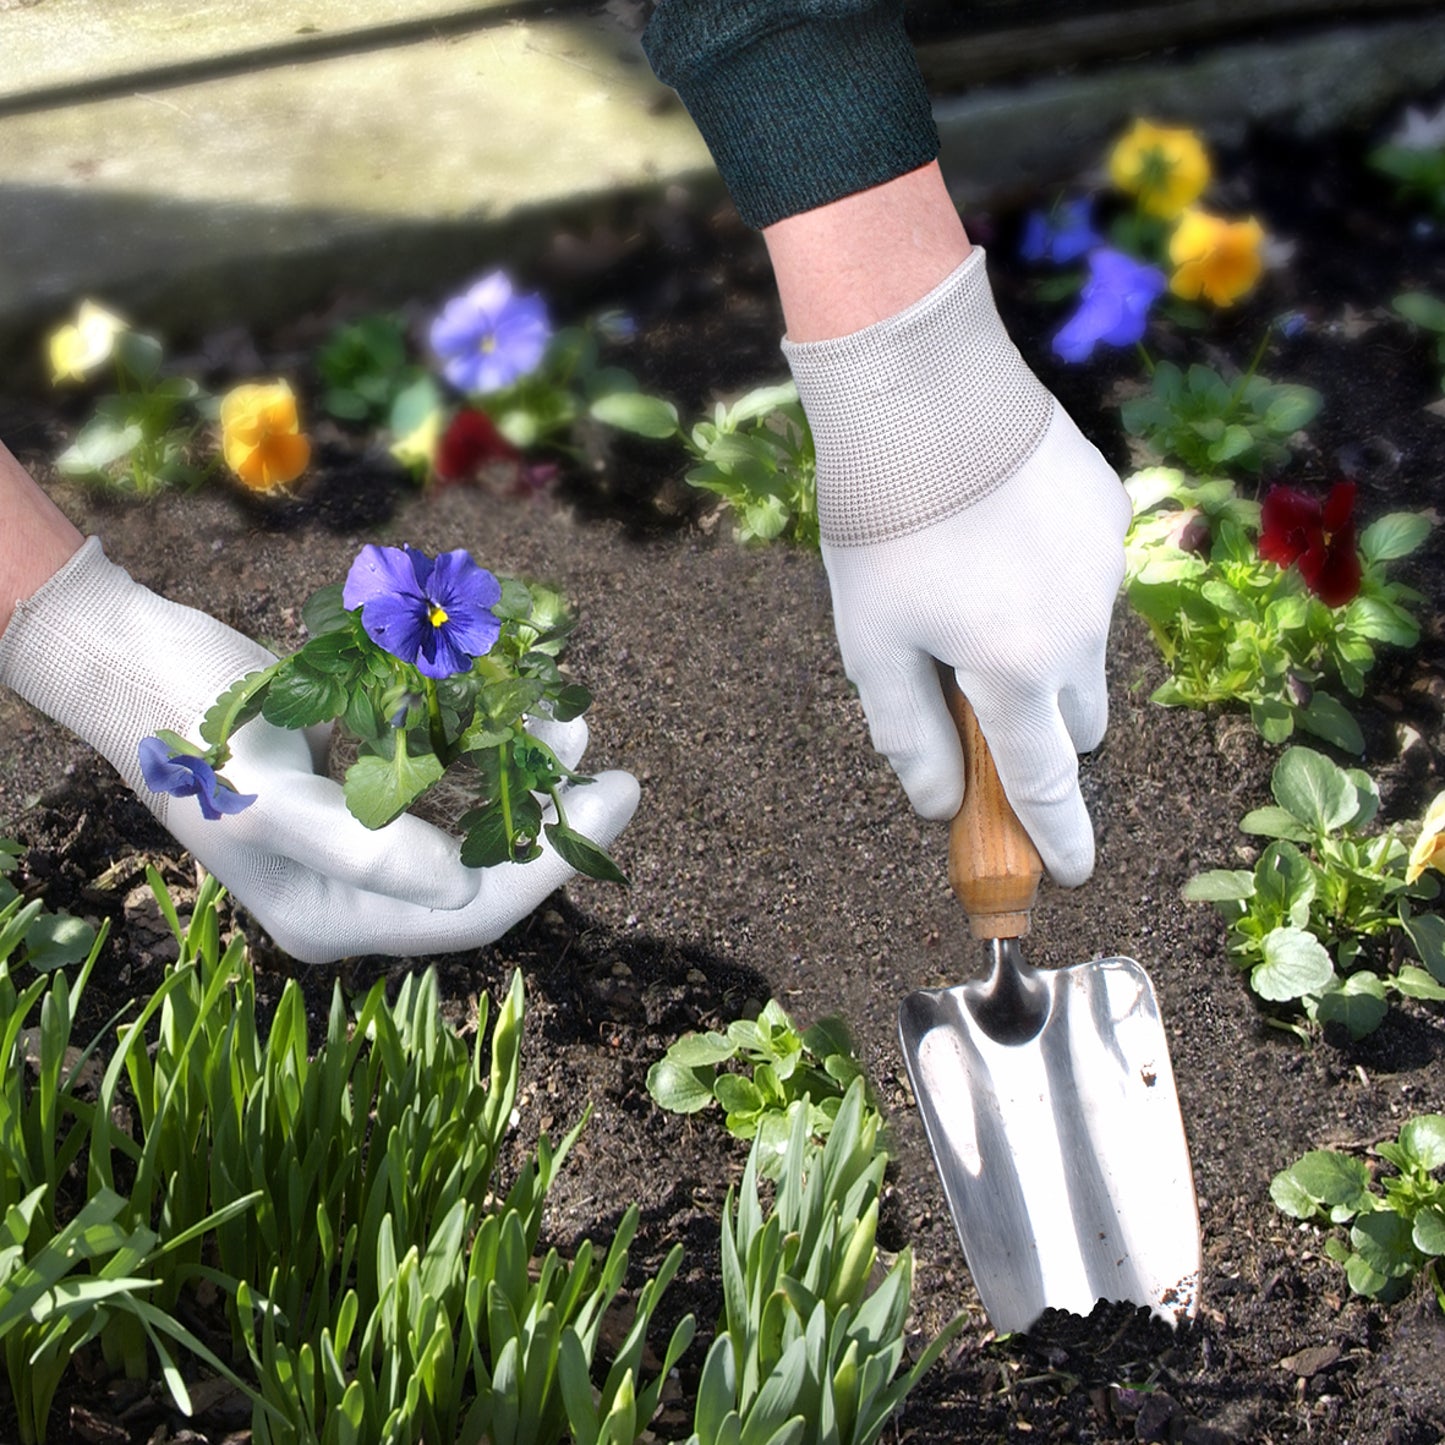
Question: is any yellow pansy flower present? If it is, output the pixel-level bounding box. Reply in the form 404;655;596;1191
1109;120;1211;219
47;300;128;385
220;381;311;492
1168;210;1266;307
1406;792;1445;885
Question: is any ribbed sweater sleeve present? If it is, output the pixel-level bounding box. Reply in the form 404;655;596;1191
641;0;939;230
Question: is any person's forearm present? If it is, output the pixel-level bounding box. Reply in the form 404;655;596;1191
0;443;84;637
762;162;971;343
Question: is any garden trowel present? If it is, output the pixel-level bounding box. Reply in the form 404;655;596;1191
898;681;1201;1335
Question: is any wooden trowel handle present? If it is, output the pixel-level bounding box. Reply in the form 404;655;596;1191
944;674;1043;941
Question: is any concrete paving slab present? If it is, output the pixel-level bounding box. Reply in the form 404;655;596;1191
0;0;545;105
0;12;716;366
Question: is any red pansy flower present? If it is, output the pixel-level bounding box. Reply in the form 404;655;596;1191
1257;481;1362;607
434;408;520;485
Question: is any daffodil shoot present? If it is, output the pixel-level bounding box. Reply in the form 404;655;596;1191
139;545;623;882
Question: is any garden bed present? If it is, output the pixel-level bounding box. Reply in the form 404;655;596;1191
2;116;1445;1444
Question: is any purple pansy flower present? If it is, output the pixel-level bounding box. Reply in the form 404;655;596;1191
1020;197;1101;265
343;544;502;679
1052;248;1167;363
428;272;551;394
138;738;256;820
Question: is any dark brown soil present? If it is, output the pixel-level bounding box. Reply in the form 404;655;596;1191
3;120;1445;1445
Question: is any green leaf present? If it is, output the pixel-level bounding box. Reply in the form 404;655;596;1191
1343;1249;1392;1298
1352;1210;1419;1280
1394;291;1445;332
544;822;627;885
1252;927;1334;1001
1251;698;1295;745
1413;1207;1445;1258
1398;1115;1445;1172
589;392;680;439
1209;424;1255;463
388;374;445;435
199;667;273;749
1261;385;1322;434
1392;965;1445;1001
645;1057;716;1114
667;1032;740;1068
344;739;445;829
552;684;592;724
262;659;348;730
1403;914;1445;983
23;912;97;971
1181;870;1256;902
302;582;351;636
1270;1169;1322;1221
1348;597;1420;647
58;417;145;475
1287;1150;1372;1212
1296;694;1364;754
1315;973;1389;1039
1272;748;1359;833
1359;512;1431;563
1239;806;1312;842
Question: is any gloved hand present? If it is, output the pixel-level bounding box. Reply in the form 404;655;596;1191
783;248;1130;886
0;538;639;963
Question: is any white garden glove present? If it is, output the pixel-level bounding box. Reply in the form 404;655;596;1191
0;538;639;963
783;248;1131;885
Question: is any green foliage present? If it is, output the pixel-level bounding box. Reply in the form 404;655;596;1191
1125;469;1429;749
1183;748;1445;1037
192;569;622;882
56;330;213;495
685;1082;965;1445
1272;1115;1445;1308
1369;142;1445;217
647;1002;881;1179
602;382;819;545
1120;361;1321;477
317;313;424;426
0;865;249;1444
1392;292;1445;392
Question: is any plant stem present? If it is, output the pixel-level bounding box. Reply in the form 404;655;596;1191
423;677;450;764
1230;327;1273;403
1136;341;1155;376
498;740;515;860
547;784;569;835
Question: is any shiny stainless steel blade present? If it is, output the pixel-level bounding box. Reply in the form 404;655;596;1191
899;940;1201;1335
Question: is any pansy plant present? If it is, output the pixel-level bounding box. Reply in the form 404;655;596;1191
141;544;624;882
1125;469;1430;750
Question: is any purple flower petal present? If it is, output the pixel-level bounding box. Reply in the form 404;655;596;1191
138;737;255;819
358;590;433;663
344;544;424;610
428;270;552;398
344;544;502;678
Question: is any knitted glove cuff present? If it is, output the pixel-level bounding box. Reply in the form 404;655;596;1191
0;537;268;804
641;0;938;229
782;248;1054;547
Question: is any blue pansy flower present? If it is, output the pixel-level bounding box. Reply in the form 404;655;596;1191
428;272;551;395
1020;197;1101;265
138;737;257;820
1052;248;1167;363
343;544;502;680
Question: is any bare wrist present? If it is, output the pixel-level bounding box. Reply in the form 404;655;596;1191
763;162;972;343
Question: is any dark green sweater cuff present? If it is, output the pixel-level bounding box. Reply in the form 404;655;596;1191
642;1;940;230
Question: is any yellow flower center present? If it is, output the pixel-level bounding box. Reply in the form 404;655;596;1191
428;603;449;628
480;334;496;354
